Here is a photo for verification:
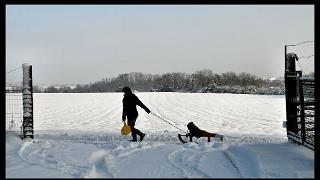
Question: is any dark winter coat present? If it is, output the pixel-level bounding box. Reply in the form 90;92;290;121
122;93;150;121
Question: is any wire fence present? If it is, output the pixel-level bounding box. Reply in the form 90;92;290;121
6;86;23;136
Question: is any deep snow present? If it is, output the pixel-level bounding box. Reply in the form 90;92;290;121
6;93;314;178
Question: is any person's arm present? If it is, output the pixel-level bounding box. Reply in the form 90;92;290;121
135;96;151;113
122;99;127;121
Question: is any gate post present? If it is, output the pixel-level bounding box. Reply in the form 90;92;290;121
284;53;299;135
22;63;34;139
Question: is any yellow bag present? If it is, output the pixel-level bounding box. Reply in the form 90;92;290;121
121;121;131;135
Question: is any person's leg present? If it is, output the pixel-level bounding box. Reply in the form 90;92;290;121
130;124;144;141
127;116;145;141
127;117;138;141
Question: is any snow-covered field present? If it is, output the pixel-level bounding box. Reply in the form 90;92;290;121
6;93;314;178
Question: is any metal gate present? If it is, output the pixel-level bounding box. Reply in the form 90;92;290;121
6;64;34;139
285;53;314;150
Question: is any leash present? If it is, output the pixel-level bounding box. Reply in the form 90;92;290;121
150;112;187;134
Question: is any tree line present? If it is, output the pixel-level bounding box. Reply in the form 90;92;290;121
34;69;287;94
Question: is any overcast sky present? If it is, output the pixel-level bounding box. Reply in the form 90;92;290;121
6;5;314;85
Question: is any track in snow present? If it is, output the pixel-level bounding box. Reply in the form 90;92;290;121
17;136;245;178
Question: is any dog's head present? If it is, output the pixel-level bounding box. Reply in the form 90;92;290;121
187;122;195;130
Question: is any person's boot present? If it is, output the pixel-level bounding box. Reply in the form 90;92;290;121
140;133;146;142
130;134;137;142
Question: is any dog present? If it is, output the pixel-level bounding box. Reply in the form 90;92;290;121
186;122;223;142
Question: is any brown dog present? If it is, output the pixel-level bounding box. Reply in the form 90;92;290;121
186;122;223;142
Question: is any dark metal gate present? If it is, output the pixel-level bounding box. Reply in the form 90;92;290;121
285;53;314;150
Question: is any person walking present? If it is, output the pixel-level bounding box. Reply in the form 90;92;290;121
122;86;151;142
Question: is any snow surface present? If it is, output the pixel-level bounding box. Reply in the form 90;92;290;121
6;93;314;178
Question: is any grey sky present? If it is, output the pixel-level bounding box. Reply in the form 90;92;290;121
6;5;314;85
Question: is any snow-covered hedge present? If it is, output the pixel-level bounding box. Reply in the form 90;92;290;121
197;84;285;95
